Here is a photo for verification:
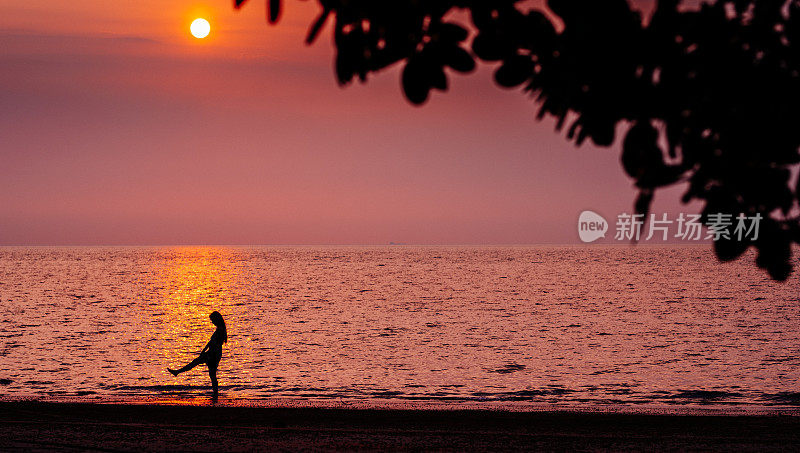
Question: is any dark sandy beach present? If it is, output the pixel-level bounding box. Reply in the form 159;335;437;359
1;402;799;451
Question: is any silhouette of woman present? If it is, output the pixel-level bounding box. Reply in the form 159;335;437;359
168;311;227;394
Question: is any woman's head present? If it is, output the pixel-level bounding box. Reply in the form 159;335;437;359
209;311;223;326
209;311;227;343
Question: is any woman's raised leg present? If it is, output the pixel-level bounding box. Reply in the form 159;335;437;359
168;354;207;376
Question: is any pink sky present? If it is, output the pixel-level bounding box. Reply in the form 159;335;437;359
0;0;696;245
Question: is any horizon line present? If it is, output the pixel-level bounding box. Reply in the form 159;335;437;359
0;242;711;247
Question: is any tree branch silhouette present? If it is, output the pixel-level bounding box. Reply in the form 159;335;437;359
236;0;800;280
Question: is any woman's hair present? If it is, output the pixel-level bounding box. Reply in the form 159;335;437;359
209;311;227;344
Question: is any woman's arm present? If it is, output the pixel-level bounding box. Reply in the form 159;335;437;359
201;339;211;354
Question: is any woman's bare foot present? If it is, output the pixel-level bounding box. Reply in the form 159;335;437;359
167;368;179;377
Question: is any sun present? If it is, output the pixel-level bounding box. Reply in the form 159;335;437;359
190;18;211;39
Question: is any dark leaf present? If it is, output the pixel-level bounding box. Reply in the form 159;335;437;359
268;0;281;23
634;189;653;218
335;53;355;85
472;32;510;61
494;55;533;87
714;235;749;262
755;219;793;281
767;262;793;281
305;9;331;44
631;189;653;243
429;65;448;91
439;23;469;43
526;11;557;48
546;0;570;20
402;57;431;105
588;120;616;147
443;46;476;73
576;127;589;146
470;5;496;30
622;121;662;179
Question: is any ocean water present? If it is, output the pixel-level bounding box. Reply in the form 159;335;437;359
1;246;799;410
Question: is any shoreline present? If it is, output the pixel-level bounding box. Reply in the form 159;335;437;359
1;401;799;451
3;395;800;416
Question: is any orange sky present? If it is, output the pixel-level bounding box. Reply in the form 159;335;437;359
0;0;695;245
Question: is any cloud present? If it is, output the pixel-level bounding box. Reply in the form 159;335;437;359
0;29;160;53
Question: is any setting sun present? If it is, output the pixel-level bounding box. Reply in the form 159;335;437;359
190;18;210;39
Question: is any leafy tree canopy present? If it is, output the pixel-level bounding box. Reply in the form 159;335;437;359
236;0;800;280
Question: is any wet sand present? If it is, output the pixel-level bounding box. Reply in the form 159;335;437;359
1;402;799;451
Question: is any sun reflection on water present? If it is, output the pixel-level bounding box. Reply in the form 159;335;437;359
145;247;250;394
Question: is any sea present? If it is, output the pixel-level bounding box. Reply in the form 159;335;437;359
1;246;799;411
